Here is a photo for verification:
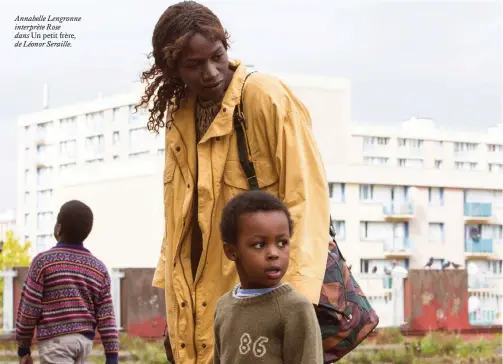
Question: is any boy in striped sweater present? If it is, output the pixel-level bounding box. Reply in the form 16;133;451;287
16;200;119;364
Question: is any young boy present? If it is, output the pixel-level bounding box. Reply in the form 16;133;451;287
214;191;323;364
16;200;119;364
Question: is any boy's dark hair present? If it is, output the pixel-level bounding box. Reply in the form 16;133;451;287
57;200;93;244
220;191;294;245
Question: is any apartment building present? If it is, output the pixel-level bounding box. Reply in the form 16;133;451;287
15;75;502;325
0;209;16;241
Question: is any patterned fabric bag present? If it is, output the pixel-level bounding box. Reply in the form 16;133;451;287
233;73;379;362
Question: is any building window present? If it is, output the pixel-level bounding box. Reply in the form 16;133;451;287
363;157;389;166
428;223;444;242
488;260;502;274
113;155;120;160
334;221;346;239
428;187;444;206
24;192;31;206
60;163;77;179
157;148;165;156
455;162;477;170
360;185;374;201
129;151;150;160
86;111;105;134
398;158;423;168
24;125;35;144
36;235;53;253
60;140;77;159
362;136;390;152
36;121;53;140
434;160;443;169
36;212;53;231
60;117;78;139
36;167;53;186
454;142;477;152
487;144;503;153
113;131;120;145
24;214;29;226
129;105;148;124
489;163;503;173
86;158;105;164
85;135;105;157
329;183;345;202
113;107;121;122
397;138;424;152
129;127;150;152
37;190;53;210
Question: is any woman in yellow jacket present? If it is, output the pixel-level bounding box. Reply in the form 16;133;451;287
138;2;330;363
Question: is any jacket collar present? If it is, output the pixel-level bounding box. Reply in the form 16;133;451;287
172;60;248;144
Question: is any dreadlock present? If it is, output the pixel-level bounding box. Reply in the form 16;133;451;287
136;1;231;133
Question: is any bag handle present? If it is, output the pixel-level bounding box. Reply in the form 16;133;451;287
233;71;337;238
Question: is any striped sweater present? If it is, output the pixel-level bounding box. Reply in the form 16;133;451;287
16;242;119;363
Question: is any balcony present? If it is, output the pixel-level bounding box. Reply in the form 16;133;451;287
464;239;493;259
384;238;414;258
464;202;492;223
383;202;414;221
468;273;502;292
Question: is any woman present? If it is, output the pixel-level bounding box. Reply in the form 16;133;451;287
137;2;330;363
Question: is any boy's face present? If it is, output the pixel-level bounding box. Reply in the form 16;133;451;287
224;211;290;289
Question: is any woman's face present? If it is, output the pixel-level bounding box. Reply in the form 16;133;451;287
177;33;233;102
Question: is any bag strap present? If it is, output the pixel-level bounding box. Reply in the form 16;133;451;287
233;71;259;191
233;71;337;239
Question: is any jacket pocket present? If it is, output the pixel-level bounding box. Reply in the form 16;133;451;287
222;160;279;200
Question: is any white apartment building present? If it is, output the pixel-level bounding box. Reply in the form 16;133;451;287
0;209;16;241
16;72;503;324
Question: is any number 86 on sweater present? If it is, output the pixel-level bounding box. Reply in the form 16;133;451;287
238;333;269;358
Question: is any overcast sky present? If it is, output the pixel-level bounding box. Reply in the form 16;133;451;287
0;0;501;211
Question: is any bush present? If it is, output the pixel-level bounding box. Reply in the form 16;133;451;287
375;327;405;345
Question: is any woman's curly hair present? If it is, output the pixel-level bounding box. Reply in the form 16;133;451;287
136;1;230;133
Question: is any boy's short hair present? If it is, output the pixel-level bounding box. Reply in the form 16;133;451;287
57;200;93;244
220;191;294;245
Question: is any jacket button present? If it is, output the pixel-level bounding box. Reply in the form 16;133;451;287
176;146;180;152
202;302;207;307
181;343;185;349
216;137;220;141
187;184;190;188
181;302;186;307
222;107;227;112
202;344;207;349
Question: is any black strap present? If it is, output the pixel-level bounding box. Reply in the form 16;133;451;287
233;72;259;191
233;71;336;239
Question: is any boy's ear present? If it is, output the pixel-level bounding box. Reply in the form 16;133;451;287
223;242;237;261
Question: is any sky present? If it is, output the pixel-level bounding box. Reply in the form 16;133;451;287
0;0;501;211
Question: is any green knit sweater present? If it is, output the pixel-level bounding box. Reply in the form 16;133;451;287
213;284;323;364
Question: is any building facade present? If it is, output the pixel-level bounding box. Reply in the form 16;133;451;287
0;209;16;241
16;73;502;324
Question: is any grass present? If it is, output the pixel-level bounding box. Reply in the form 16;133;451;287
338;329;502;364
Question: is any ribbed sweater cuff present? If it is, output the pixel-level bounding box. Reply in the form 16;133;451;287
105;352;119;364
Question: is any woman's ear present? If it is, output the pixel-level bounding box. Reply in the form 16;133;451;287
223;242;237;261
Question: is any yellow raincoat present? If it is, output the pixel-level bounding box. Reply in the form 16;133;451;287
153;60;330;364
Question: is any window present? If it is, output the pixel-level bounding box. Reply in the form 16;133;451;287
454;142;477;152
487;144;503;153
37;190;53;210
492;225;503;240
113;107;121;121
37;212;53;231
434;160;443;169
86;158;105;164
113;131;120;145
85;135;105;157
455;162;477;170
398;138;424;151
24;192;30;206
113;155;120;160
398;158;423;168
36;235;53;253
60;140;77;159
36;121;53;140
157;148;165;156
329;183;345;202
86;111;104;133
360;259;409;274
24;125;35;144
429;223;444;242
362;136;389;152
129;127;150;152
25;169;33;186
360;185;374;201
36;167;53;186
60;117;77;139
489;163;503;172
428;187;444;206
488;260;502;274
334;221;345;239
129;105;148;124
60;163;77;179
25;147;32;165
129;151;150;160
363;157;389;166
24;214;29;226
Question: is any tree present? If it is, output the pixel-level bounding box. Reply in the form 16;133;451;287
0;230;31;270
0;230;31;318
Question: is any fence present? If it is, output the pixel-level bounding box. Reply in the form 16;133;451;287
0;267;500;336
